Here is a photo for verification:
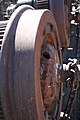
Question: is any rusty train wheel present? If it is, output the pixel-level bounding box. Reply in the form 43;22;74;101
52;0;70;47
14;9;62;120
0;5;34;120
0;7;62;120
33;0;70;47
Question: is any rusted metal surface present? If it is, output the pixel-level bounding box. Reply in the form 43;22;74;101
33;0;70;47
0;1;79;120
52;0;70;47
40;34;61;119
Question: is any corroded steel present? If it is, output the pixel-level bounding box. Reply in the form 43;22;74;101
0;1;79;120
52;0;70;47
40;40;61;118
34;0;70;47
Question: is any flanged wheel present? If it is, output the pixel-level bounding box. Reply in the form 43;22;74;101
52;0;70;47
0;5;34;120
33;0;70;47
15;9;62;120
0;7;62;120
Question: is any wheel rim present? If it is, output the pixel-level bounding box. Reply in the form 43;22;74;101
14;9;62;120
52;0;70;47
34;0;70;47
1;8;62;120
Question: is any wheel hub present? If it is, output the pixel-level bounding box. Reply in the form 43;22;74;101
40;30;61;118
